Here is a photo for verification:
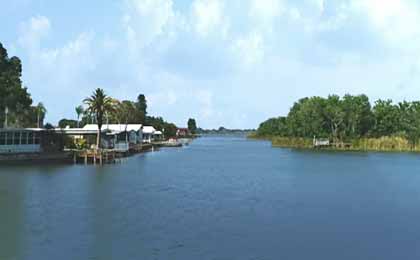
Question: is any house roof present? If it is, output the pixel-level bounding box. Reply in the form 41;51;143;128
0;128;45;132
154;131;163;135
55;128;98;135
83;124;143;132
142;126;156;134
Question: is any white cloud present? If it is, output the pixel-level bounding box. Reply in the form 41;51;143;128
351;0;420;50
191;0;229;37
123;0;179;54
18;15;51;51
17;16;96;122
250;0;284;22
232;32;265;67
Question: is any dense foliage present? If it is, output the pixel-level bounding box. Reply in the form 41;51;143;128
187;118;197;134
0;42;45;128
256;94;420;146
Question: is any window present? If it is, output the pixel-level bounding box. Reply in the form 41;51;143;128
21;132;28;145
0;133;5;145
28;132;34;144
6;132;13;145
14;132;20;145
34;133;40;145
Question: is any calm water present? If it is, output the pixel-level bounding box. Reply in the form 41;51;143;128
1;137;420;260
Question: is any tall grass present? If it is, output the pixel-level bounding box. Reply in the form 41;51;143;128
271;137;313;148
251;134;420;152
352;136;420;152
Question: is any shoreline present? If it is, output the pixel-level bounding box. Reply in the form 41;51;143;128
248;135;420;153
0;139;193;165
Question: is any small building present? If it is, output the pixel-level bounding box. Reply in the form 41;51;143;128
154;130;163;141
142;126;157;143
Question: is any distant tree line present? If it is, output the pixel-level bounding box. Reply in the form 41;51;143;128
198;126;255;135
256;94;420;146
0;43;47;128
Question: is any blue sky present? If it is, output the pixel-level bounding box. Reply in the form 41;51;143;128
2;0;420;129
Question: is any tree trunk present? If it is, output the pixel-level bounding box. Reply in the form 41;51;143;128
97;123;102;150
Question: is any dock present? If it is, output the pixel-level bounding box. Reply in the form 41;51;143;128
73;149;118;165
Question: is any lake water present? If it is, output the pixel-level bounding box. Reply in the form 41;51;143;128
1;136;420;260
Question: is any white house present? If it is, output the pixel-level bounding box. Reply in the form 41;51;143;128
154;130;163;141
83;124;143;144
142;126;156;143
58;124;143;151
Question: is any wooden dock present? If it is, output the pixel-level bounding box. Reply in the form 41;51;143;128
73;149;119;165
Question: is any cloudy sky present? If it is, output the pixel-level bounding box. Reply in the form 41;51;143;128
1;0;420;128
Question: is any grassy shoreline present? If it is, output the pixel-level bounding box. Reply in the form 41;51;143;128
248;134;420;153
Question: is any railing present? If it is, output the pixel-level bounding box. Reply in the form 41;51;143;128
0;144;41;154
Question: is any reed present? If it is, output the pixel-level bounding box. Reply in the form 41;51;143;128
255;135;420;152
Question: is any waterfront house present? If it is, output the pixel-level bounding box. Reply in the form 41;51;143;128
142;126;157;143
58;124;143;151
0;128;64;154
154;130;163;141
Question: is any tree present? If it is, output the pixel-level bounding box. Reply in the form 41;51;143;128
163;123;177;138
342;94;373;139
36;102;46;128
136;94;147;124
84;88;114;149
0;43;33;128
44;123;54;129
323;95;345;143
372;99;400;137
75;105;84;128
256;117;288;137
112;100;140;125
188;118;197;134
58;119;78;128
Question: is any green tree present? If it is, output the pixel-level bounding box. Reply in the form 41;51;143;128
342;94;373;139
323;95;345;142
372;99;400;137
84;88;114;149
163;123;177;138
187;118;197;134
36;102;47;128
58;119;78;128
75;105;84;128
136;94;147;124
0;43;33;128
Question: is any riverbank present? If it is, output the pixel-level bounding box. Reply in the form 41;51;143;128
249;134;420;152
0;139;193;165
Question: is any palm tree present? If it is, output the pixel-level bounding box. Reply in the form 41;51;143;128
83;88;114;149
36;102;47;128
75;105;84;128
